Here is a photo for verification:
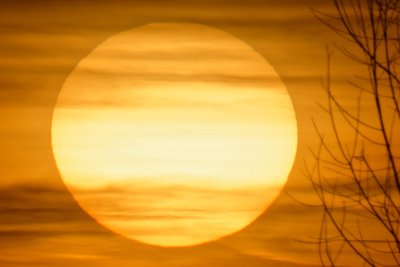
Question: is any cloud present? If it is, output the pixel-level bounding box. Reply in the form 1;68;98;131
0;0;362;265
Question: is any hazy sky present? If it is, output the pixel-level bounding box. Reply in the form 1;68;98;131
0;0;379;266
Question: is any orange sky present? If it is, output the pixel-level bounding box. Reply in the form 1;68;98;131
0;0;387;266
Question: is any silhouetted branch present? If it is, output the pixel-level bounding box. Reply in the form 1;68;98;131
309;0;400;266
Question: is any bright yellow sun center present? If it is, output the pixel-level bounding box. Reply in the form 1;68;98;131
51;23;297;247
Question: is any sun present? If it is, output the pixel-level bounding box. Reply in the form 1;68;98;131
51;23;297;247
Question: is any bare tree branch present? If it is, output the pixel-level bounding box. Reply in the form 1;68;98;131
309;0;400;266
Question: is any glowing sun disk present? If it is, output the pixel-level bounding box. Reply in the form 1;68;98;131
51;23;297;247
